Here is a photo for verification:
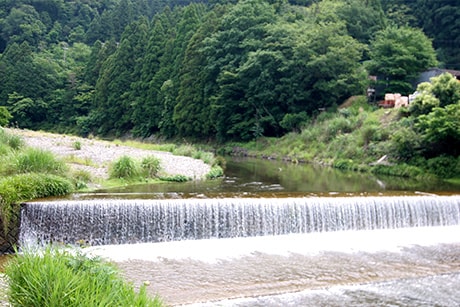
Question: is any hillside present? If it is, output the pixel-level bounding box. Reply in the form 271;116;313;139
0;0;457;142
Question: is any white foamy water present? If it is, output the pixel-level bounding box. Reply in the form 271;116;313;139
87;225;460;263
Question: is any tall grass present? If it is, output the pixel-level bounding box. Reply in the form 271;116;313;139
140;156;161;178
13;148;68;176
109;156;141;180
5;247;163;307
0;173;73;234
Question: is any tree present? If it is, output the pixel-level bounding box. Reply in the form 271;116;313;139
410;73;460;116
411;73;460;157
0;5;46;46
367;25;437;95
0;106;12;126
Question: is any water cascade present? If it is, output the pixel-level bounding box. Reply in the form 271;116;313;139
20;196;460;246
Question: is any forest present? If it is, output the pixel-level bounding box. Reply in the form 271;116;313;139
0;0;458;142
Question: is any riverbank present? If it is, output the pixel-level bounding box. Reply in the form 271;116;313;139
8;129;211;188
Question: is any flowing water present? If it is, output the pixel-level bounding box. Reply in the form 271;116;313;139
18;158;460;306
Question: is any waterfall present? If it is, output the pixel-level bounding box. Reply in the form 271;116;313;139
20;196;460;246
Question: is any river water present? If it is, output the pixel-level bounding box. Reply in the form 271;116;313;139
23;158;460;306
77;157;460;199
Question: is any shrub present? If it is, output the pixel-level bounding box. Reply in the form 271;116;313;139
71;169;92;190
425;155;459;178
0;106;12;127
109;156;140;180
5;247;163;307
371;163;423;178
206;166;224;179
0;129;23;153
141;156;161;178
333;158;356;170
389;127;422;161
72;141;82;150
0;173;73;233
14;148;67;175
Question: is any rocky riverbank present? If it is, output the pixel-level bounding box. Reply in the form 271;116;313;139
8;129;211;186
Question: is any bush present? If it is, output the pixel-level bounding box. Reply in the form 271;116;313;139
425;155;460;178
109;156;140;180
0;173;73;233
0;129;24;154
0;106;12;127
141;156;161;178
371;163;423;178
72;141;82;150
5;247;162;307
206;166;224;179
14;148;67;175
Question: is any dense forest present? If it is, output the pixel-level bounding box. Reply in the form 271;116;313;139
0;0;458;142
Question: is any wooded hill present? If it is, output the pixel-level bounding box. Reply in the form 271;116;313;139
0;0;458;142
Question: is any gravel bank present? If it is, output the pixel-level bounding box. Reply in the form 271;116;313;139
9;129;211;183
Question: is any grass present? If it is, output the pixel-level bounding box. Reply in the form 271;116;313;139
4;247;163;307
0;173;73;233
13;148;68;175
222;96;458;180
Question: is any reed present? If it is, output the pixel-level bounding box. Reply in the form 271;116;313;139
4;247;163;307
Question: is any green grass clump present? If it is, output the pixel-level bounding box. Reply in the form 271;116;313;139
0;129;24;151
109;156;141;180
206;166;224;179
0;173;73;233
5;247;163;307
14;148;68;175
72;140;82;150
141;156;161;178
173;144;196;157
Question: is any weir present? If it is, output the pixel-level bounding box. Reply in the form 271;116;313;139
20;196;460;246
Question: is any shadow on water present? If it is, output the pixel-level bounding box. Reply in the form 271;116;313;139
75;157;460;200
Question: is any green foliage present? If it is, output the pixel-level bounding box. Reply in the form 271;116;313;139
140;156;161;178
416;103;460;157
13;148;67;175
410;73;460;157
0;128;24;152
367;25;437;94
0;173;73;233
280;112;309;132
206;165;224;179
388;126;421;161
72;141;82;150
370;163;423;178
173;144;197;157
5;247;163;307
109;156;140;180
424;156;460;179
0;106;12;126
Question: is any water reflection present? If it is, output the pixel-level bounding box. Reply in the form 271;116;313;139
79;157;459;199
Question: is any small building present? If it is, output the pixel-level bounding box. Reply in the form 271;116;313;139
414;68;460;85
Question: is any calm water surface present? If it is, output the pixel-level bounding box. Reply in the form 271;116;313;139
76;157;460;199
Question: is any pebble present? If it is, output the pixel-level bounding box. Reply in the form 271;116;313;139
9;129;211;181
